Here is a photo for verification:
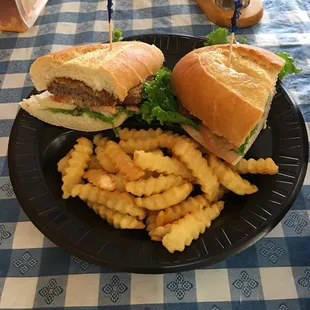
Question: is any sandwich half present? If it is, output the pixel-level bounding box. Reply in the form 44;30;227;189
171;44;285;165
21;41;164;131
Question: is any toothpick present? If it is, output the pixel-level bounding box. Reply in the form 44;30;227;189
107;0;113;50
228;32;235;66
109;21;113;50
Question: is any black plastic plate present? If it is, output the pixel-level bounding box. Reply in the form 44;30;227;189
8;34;308;273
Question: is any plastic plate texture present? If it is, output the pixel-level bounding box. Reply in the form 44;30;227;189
8;34;308;273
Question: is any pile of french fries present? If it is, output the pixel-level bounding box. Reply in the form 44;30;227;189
57;128;279;253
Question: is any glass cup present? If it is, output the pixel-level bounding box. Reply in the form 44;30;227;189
215;0;250;11
0;0;48;32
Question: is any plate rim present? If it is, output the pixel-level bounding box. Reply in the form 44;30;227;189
8;33;309;273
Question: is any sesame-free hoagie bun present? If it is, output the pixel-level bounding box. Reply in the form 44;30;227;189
171;44;285;164
30;41;164;101
20;41;164;132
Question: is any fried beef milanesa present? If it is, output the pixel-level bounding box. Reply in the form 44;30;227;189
20;41;164;132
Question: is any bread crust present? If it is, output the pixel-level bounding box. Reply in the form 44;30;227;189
30;41;164;101
20;94;128;132
171;44;284;147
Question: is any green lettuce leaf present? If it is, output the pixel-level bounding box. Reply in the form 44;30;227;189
112;28;123;42
204;28;229;46
140;67;199;129
48;107;124;136
239;35;247;44
48;107;120;124
151;106;199;129
275;52;302;79
234;124;258;156
204;28;301;79
204;27;247;46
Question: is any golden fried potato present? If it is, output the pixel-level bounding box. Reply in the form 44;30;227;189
208;154;258;195
119;138;160;153
62;137;93;199
135;183;193;211
202;201;225;227
232;158;279;175
104;141;145;181
152;149;164;156
146;213;158;232
133;150;193;180
95;145;118;174
149;224;173;241
156;195;209;226
213;185;227;202
71;183;147;220
141;170;159;179
57;150;74;176
88;155;102;170
162;201;224;253
110;173;126;192
89;203;145;229
83;169;116;191
172;140;219;201
119;128;163;141
93;134;108;147
157;131;198;150
162;209;206;252
125;174;184;197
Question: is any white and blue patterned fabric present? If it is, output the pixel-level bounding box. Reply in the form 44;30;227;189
0;0;309;309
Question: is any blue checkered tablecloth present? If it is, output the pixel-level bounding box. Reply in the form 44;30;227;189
0;0;310;309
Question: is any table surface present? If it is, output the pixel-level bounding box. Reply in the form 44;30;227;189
0;0;310;309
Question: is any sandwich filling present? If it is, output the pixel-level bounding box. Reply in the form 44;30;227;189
20;90;138;131
47;77;153;108
180;92;273;164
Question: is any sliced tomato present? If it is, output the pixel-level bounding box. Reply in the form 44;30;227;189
126;105;139;112
50;95;70;103
200;124;239;164
91;105;139;114
91;106;118;114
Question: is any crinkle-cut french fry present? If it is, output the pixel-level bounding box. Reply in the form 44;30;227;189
146;214;158;232
213;185;227;202
156;195;209;226
83;169;116;191
202;201;224;226
162;211;205;251
208;154;258;195
157;131;199;150
104;141;144;181
95;145;118;173
142;170;157;179
135;183;193;211
162;201;224;253
149;224;173;241
119;128;163;141
172;140;219;201
71;183;146;220
93;134;108;147
88;155;102;170
57;150;74;176
150;236;162;242
232;158;279;175
133;150;193;180
89;203;145;229
146;214;157;225
119;132;198;153
62;137;93;199
148;210;159;216
125;174;184;197
119;138;160;153
152;149;164;156
110;173;126;192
